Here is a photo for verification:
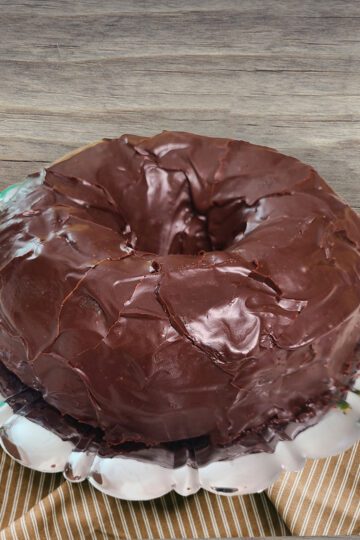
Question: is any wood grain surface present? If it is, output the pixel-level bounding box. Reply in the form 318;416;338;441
0;0;359;209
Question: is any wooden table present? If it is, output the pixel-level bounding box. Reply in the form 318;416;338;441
0;0;359;211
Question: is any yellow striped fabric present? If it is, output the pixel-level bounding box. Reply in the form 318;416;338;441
268;440;360;536
0;442;359;539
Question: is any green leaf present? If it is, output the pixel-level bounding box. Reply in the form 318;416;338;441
337;399;351;413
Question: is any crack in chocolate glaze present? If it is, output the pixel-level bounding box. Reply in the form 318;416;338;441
0;131;360;464
154;278;226;370
39;254;132;362
248;270;283;297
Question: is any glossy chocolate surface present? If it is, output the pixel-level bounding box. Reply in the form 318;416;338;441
0;132;360;463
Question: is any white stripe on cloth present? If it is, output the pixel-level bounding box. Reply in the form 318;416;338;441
323;443;358;535
336;457;360;534
310;451;347;535
297;455;332;534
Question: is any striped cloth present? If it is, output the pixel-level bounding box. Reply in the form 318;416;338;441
0;442;358;539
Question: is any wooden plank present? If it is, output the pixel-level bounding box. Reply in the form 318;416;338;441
1;63;360;115
1;10;360;63
0;53;359;72
1;0;360;16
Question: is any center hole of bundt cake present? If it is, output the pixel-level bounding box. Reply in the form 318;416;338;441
108;145;260;256
163;204;250;256
132;208;248;257
117;165;255;256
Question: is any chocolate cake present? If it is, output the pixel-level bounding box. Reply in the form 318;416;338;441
0;131;359;466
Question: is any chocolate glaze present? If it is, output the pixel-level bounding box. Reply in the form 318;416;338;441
0;132;360;465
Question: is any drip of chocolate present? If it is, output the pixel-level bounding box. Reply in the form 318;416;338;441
0;132;359;465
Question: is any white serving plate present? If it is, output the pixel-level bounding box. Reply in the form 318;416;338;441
1;182;360;500
0;379;359;501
